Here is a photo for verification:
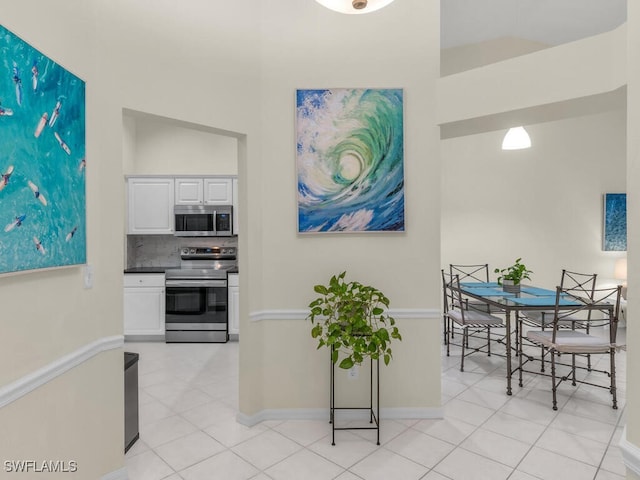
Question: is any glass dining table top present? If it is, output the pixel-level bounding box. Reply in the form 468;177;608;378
458;282;583;309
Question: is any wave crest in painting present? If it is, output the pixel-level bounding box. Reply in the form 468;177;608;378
296;88;404;233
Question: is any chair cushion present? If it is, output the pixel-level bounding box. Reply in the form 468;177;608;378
447;308;503;326
526;330;612;354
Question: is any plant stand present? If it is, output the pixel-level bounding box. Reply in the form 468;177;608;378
329;346;380;446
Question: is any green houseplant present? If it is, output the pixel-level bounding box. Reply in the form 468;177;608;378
308;271;402;369
494;258;533;292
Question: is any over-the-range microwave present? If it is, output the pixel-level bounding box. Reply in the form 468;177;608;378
174;204;233;237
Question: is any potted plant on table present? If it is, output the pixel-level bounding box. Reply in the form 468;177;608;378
307;271;402;369
494;258;533;293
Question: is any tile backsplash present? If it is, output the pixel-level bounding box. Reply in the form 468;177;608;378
126;235;238;268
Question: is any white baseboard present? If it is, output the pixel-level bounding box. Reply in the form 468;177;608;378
237;407;443;427
620;426;640;475
102;467;128;480
249;308;441;322
0;335;124;408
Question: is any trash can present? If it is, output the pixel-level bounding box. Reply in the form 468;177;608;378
124;352;139;453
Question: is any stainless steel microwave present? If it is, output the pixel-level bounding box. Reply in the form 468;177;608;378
174;204;233;237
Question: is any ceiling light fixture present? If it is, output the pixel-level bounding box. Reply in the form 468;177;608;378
501;126;531;150
314;0;395;14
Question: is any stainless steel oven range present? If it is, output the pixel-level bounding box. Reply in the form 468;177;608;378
165;246;237;343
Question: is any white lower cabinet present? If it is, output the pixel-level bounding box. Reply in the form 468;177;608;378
124;274;165;338
228;273;239;337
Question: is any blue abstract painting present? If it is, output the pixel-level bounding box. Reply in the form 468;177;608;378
603;193;626;251
296;88;404;233
0;25;86;275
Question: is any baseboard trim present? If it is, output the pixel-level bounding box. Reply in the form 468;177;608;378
620;426;640;475
249;308;441;322
237;407;443;427
0;335;124;408
102;467;128;480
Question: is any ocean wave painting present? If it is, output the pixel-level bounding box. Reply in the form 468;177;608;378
296;88;404;233
603;193;626;251
0;25;86;275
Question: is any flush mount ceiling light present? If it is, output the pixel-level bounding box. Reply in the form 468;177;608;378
501;126;531;150
314;0;395;14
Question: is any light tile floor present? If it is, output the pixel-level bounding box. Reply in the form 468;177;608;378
125;327;627;480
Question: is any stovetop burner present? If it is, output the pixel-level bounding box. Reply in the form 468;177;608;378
165;245;237;280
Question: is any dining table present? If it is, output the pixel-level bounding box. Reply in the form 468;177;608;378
457;282;603;395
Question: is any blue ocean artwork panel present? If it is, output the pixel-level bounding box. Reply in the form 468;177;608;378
296;88;404;233
0;25;86;275
603;193;626;251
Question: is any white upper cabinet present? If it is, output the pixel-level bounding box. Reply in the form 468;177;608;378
175;178;204;205
127;177;175;234
204;178;233;205
175;177;233;205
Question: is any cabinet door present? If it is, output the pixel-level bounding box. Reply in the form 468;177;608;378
127;178;175;234
124;287;165;336
228;285;240;336
232;177;239;235
175;178;204;205
204;178;233;205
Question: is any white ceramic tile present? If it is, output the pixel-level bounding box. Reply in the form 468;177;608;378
551;411;616;443
231;430;302;470
499;397;558;426
460;427;530;467
518;446;597;480
349;447;428;480
179;451;258;480
456;385;510;410
412;417;476;446
443;398;495;426
422;471;454;480
333;472;362;480
595;469;626;480
154;430;226;471
600;445;626;476
125;450;174;480
483;410;546;445
139;398;175;426
159;388;215;413
265;449;344;480
536;427;608;466
180;400;236;429
385;428;455;468
350;419;409;445
204;416;270;448
126;438;151;458
272;420;332;446
139;415;199;448
441;378;469;398
308;430;380;469
508;471;545;480
433;446;512;480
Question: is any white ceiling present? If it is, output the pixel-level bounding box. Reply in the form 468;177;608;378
441;0;627;50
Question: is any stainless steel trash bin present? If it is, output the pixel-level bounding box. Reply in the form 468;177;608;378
124;352;139;453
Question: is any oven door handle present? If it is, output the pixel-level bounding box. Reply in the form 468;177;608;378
165;279;227;288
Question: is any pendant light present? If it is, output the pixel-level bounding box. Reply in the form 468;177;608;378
314;0;395;14
501;126;531;150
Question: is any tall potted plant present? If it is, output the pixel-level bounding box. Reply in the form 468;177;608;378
308;271;402;369
494;258;533;293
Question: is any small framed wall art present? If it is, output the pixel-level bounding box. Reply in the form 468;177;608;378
0;24;86;275
603;193;626;251
296;88;404;233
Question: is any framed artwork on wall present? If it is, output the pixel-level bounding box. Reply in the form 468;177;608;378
0;24;86;275
296;88;404;233
603;193;626;251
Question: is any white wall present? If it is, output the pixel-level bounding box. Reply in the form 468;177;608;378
441;110;626;287
123;114;238;176
0;1;124;477
239;0;442;419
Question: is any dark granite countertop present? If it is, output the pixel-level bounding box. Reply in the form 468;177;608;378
124;267;177;274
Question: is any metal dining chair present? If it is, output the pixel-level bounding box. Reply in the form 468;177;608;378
442;270;505;372
523;284;622;410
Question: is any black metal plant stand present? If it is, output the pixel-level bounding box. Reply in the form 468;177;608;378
329;346;380;446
